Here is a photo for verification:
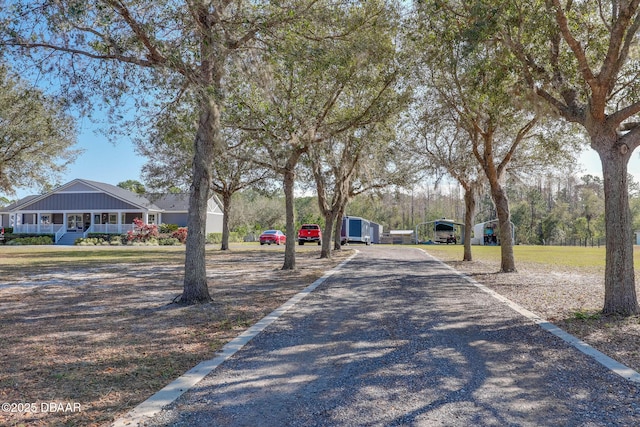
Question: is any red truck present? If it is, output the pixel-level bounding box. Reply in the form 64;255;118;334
298;224;322;245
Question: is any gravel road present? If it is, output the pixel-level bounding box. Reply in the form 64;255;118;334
144;246;640;426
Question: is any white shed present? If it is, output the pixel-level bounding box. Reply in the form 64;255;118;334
472;219;515;246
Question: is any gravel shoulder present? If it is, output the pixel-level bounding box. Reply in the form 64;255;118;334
423;250;640;377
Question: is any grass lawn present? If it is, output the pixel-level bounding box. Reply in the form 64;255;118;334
0;243;353;426
413;243;638;272
0;245;189;270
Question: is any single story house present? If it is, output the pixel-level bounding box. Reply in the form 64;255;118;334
0;179;223;243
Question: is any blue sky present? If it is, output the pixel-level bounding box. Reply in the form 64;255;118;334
580;149;640;183
10;120;147;201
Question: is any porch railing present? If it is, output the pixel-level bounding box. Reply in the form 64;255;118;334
13;224;60;234
14;223;136;236
85;224;136;235
54;226;66;243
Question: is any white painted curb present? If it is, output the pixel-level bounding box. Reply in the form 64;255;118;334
112;251;358;427
419;248;640;384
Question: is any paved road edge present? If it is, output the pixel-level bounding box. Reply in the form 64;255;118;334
111;251;359;427
418;248;640;384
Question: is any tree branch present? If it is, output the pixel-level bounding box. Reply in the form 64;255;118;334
550;0;596;88
105;0;168;64
609;100;640;127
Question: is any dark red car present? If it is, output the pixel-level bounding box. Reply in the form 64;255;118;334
259;230;286;245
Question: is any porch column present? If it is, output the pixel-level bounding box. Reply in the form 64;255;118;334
143;212;149;225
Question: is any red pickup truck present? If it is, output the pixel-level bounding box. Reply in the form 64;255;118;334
298;224;322;245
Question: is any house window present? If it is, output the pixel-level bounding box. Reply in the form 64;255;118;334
148;214;156;224
40;215;51;225
109;214;117;224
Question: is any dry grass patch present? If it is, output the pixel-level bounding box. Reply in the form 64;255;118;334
0;245;353;426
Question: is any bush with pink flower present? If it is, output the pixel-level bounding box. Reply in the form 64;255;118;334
171;227;188;244
126;218;159;244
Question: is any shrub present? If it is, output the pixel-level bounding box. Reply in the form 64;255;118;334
7;236;53;245
128;237;159;246
159;223;179;234
74;235;124;245
87;233;108;239
206;232;242;244
127;218;159;243
75;237;104;246
171;227;188;243
159;237;181;246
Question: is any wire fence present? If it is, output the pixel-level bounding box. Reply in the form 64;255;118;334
542;237;606;247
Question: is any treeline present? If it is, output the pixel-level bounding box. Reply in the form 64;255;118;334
230;172;640;246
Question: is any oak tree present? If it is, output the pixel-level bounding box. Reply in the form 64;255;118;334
0;66;79;196
3;0;311;303
236;0;403;268
500;0;640;314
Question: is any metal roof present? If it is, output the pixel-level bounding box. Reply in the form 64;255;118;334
0;179;224;213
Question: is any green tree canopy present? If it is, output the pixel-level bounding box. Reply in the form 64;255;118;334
0;66;79;196
117;179;146;194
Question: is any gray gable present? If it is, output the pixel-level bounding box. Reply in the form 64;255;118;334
5;179;163;212
78;180;162;210
62;182;99;193
21;192;143;211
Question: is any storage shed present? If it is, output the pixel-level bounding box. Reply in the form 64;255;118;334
370;222;383;244
471;219;515;246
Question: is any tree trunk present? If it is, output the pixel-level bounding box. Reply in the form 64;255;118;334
181;98;219;304
463;186;476;262
320;210;337;259
599;145;638;315
334;203;346;250
220;191;231;251
312;162;332;259
490;183;516;272
282;161;299;270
